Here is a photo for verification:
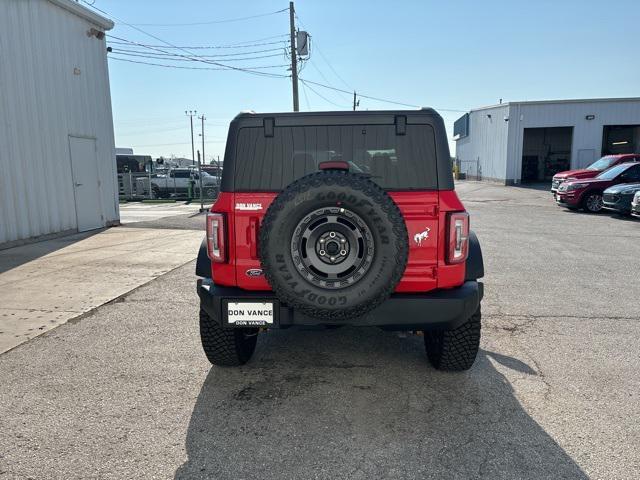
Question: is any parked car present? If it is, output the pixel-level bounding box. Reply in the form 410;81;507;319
551;154;640;194
556;162;640;212
196;109;484;371
139;168;219;198
632;191;640;218
603;183;640;215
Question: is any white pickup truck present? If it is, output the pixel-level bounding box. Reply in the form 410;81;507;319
139;168;220;199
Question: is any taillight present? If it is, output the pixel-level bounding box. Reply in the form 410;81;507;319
447;211;469;264
206;212;226;262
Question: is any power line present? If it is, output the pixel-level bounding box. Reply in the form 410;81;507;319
306;58;351;103
299;78;467;112
300;81;312;110
109;56;290;71
106;38;289;77
129;8;288;27
294;11;464;112
79;2;290;79
294;13;353;91
299;79;350;109
108;46;286;57
106;37;288;50
110;50;286;63
312;43;353;91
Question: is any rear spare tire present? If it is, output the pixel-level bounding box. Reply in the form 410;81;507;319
259;170;408;320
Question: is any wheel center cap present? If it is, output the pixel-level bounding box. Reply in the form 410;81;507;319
326;241;340;255
316;230;349;264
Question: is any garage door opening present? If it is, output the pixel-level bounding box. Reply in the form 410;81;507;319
602;125;640;155
521;127;573;183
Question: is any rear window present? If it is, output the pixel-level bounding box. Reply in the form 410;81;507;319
234;124;438;190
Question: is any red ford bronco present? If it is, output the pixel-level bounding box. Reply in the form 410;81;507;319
196;110;484;371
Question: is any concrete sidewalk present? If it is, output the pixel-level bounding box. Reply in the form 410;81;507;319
0;226;203;353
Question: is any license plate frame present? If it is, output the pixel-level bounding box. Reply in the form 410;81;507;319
222;299;278;328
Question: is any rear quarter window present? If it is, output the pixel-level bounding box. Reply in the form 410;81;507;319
234;124;438;191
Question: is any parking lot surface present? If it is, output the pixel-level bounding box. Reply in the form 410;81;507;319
119;201;210;227
1;182;639;479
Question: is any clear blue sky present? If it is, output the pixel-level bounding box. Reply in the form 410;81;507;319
97;0;640;162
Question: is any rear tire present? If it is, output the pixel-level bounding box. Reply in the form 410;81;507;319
199;308;258;366
424;307;481;371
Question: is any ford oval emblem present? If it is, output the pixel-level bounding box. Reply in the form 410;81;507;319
246;268;263;277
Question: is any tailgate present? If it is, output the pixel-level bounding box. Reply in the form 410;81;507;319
389;191;439;292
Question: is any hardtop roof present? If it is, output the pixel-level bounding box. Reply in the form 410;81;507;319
230;109;442;127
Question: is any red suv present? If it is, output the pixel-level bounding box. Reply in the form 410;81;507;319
551;154;640;194
196;110;484;371
556;162;640;212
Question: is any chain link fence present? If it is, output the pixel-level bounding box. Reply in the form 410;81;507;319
118;172;220;201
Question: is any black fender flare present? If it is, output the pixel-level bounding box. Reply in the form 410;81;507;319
465;230;484;281
195;236;211;278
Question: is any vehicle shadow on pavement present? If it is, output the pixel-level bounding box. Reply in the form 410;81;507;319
175;327;587;480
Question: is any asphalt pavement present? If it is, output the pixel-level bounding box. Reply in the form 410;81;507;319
1;182;639;479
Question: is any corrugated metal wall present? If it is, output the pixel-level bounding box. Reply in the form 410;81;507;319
455;104;510;182
508;99;640;181
0;0;117;245
457;99;640;184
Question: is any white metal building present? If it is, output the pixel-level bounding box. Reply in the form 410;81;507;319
0;0;117;247
454;98;640;184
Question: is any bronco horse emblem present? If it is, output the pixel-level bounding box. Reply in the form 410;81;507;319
414;227;430;246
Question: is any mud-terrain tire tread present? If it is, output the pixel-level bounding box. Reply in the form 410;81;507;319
259;170;408;320
199;308;257;366
424;307;481;371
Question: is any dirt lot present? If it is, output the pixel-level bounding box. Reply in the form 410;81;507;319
1;182;639;479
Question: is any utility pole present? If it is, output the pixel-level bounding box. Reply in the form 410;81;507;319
353;91;358;111
289;1;299;112
197;150;204;212
185;110;196;165
198;114;205;211
198;114;206;166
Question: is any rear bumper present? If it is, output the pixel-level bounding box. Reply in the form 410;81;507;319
197;278;483;331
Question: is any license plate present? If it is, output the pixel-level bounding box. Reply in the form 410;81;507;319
226;301;274;326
